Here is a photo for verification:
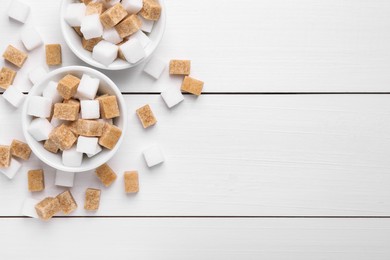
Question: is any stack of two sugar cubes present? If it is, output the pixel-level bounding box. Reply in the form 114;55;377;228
27;73;122;167
65;0;162;66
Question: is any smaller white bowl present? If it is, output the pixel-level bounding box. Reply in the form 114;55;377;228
60;0;166;70
22;66;128;173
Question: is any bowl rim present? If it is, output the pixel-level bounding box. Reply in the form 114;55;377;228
21;65;128;173
60;0;166;71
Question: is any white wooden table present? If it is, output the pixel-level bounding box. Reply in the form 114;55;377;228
1;0;390;259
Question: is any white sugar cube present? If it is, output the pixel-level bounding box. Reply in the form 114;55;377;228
21;27;43;51
27;96;52;118
64;3;86;27
50;118;63;128
43;81;63;104
122;0;143;14
119;38;145;64
28;118;53;141
76;74;100;100
103;28;123;44
0;158;22;179
92;40;118;66
2;85;25;108
143;145;164;167
129;30;151;48
62;147;83;167
139;16;154;33
80;14;103;40
21;198;39;218
144;57;166;79
55;170;75;187
77;136;99;154
80;100;100;119
161;88;184;108
8;1;30;24
28;66;47;85
86;144;102;158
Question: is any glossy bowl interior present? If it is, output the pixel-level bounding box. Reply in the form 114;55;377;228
60;0;166;70
21;66;127;172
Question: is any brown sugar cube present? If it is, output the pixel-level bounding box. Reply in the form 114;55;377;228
0;67;17;90
57;74;80;99
80;0;94;4
73;27;83;37
95;163;117;187
28;169;45;192
35;197;61;220
100;3;128;29
181;76;204;96
45;44;62;66
86;2;106;15
53;103;79;121
169;60;191;75
71;119;105;137
96;95;120;119
136;104;157;128
2;45;28;68
82;37;102;52
140;0;162;21
56;190;77;214
99;123;122;149
117;40;127;60
115;15;142;38
124;171;139;193
84;188;101;211
0;145;11;168
49;124;77;150
44;139;59;154
10;140;31;160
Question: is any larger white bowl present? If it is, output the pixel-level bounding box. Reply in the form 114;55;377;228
22;66;128;173
60;0;166;70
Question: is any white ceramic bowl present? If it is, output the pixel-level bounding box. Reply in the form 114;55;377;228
60;0;166;70
22;66;128;173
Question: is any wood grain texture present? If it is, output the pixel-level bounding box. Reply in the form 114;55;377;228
0;218;390;259
1;0;390;92
1;95;390;216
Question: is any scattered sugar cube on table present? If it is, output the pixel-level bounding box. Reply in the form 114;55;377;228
102;27;123;44
8;1;30;24
161;88;184;108
21;198;39;218
96;95;120;119
0;67;16;90
35;197;61;220
43;81;63;104
49;124;77;151
81;100;100;119
92;40;118;66
139;15;154;33
144;57;166;79
115;14;141;38
45;44;62;66
28;169;45;192
10;139;31;160
28;118;53;141
95;163;117;187
0;145;11;168
64;3;86;27
129;30;151;48
181;76;204;96
77;136;99;154
124;171;139;193
21;27;43;51
169;60;191;75
81;14;104;40
53;103;79;121
119;38;145;64
62;147;83;167
0;158;22;179
27;96;52;118
55;170;75;187
86;144;102;158
100;3;127;29
122;0;143;14
84;188;101;211
2;85;25;108
140;0;162;21
136;104;157;128
77;74;99;100
57;74;80;99
98;123;122;149
28;66;47;85
143;145;164;167
56;190;77;214
3;45;28;68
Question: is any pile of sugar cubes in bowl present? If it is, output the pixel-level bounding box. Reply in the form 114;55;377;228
63;0;163;68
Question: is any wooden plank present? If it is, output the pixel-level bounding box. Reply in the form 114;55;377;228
1;0;390;92
0;218;390;259
1;95;390;216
